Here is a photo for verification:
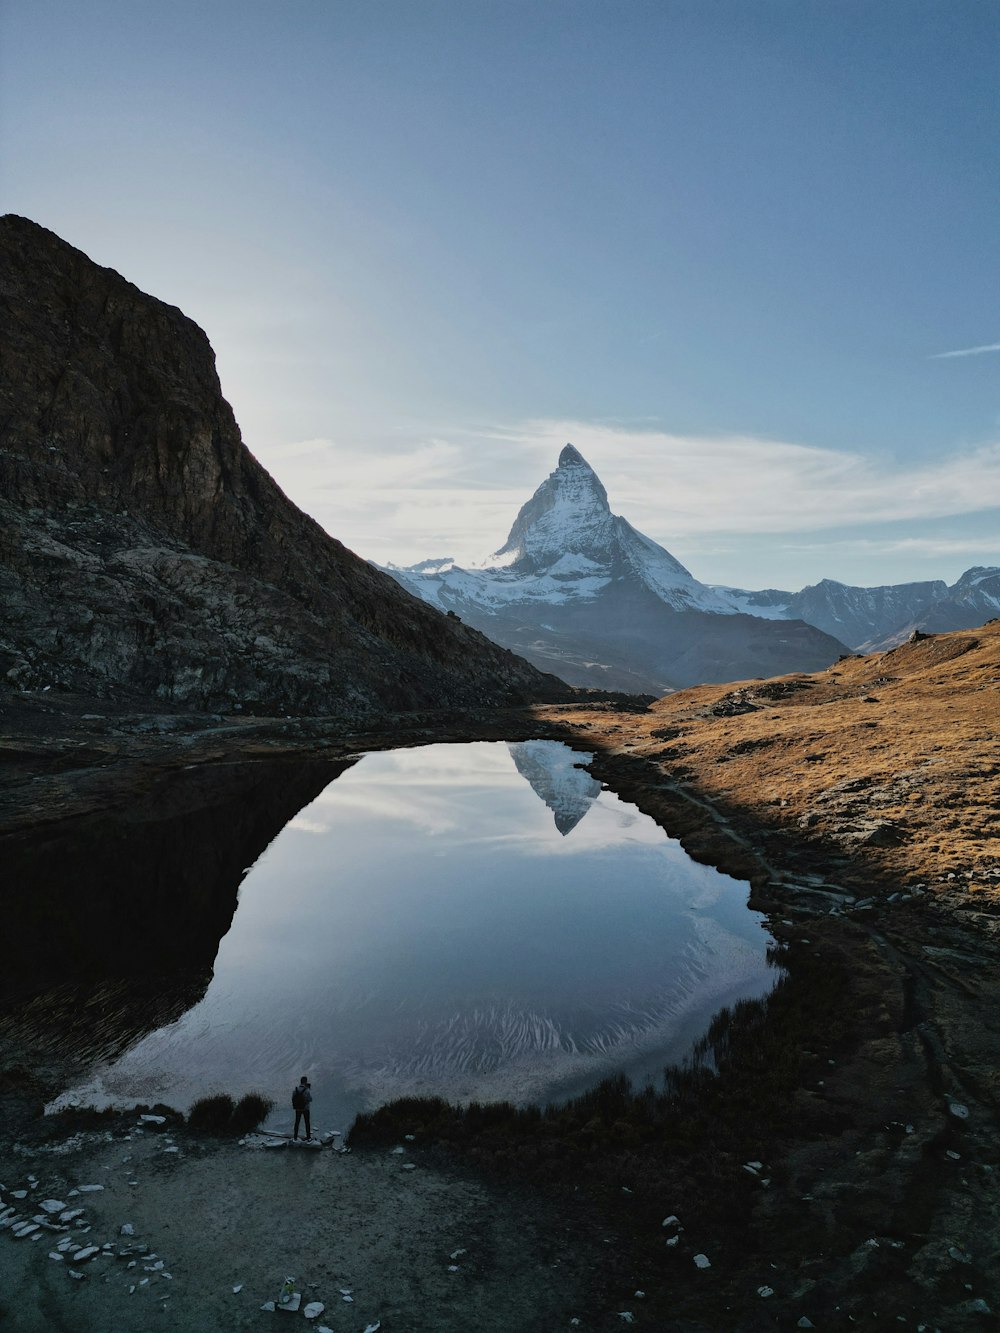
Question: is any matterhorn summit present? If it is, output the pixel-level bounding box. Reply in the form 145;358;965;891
385;445;847;693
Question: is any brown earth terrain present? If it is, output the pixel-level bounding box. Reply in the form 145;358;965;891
1;623;998;1330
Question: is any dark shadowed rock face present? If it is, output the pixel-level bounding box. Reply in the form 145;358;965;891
0;215;569;715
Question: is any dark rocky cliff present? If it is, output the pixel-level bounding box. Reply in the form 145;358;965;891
0;215;569;715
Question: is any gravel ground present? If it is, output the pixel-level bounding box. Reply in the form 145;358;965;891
0;1120;614;1333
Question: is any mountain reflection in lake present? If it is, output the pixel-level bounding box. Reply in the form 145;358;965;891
53;741;777;1131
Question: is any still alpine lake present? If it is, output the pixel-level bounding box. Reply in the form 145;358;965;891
52;741;777;1133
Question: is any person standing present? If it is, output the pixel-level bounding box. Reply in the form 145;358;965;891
292;1076;312;1141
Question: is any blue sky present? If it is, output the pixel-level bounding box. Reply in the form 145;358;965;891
3;0;998;588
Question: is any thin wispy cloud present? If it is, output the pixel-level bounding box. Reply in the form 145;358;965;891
254;418;1000;579
930;342;1000;359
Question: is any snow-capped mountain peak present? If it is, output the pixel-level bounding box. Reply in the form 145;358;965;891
382;444;849;692
491;443;614;571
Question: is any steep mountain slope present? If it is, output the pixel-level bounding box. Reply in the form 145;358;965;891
387;445;847;693
0;216;568;715
721;566;1000;651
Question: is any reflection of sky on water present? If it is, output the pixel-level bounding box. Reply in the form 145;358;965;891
54;742;776;1131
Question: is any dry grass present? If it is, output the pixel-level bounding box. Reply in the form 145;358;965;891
534;622;1000;904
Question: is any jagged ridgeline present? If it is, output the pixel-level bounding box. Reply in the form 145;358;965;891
0;215;571;715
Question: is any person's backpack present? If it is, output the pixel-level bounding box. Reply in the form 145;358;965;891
292;1086;306;1111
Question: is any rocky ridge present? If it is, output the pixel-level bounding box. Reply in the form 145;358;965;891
0;215;568;716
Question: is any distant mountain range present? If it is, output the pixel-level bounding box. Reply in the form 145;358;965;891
385;445;849;693
718;567;1000;652
385;445;1000;693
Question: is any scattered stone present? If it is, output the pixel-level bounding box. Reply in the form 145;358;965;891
634;1290;645;1298
260;1301;276;1312
278;1292;302;1313
120;1223;135;1236
758;1285;775;1297
401;1163;416;1171
11;1190;27;1200
662;1215;680;1228
797;1319;815;1329
12;1223;40;1239
303;1302;325;1319
447;1265;459;1273
232;1283;243;1293
140;1115;166;1124
39;1200;67;1213
76;1185;105;1193
949;1102;970;1120
693;1253;711;1269
48;1251;64;1261
341;1292;354;1302
449;1248;467;1260
74;1245;101;1262
618;1316;635;1325
362;1323;381;1333
68;1269;85;1280
390;1146;405;1155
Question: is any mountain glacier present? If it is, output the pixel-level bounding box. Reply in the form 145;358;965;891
384;445;847;693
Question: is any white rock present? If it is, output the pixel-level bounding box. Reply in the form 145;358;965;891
74;1245;100;1261
11;1190;27;1200
362;1323;381;1333
13;1223;40;1238
746;1161;763;1170
665;1236;679;1248
40;1200;67;1213
232;1283;243;1293
662;1215;679;1227
447;1265;459;1272
449;1248;467;1259
693;1253;711;1269
634;1290;645;1298
140;1115;166;1124
260;1301;276;1312
390;1146;405;1154
49;1251;64;1261
401;1163;416;1171
797;1319;815;1328
949;1102;970;1120
341;1293;354;1302
758;1285;775;1297
59;1209;84;1223
303;1302;325;1319
120;1223;135;1236
618;1315;635;1324
77;1185;104;1193
68;1269;86;1280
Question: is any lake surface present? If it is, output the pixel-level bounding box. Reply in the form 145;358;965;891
52;741;777;1133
